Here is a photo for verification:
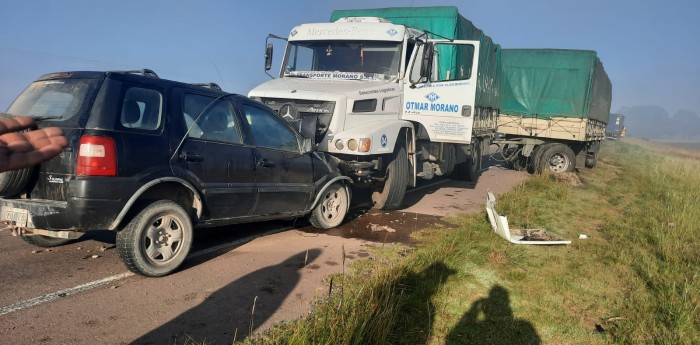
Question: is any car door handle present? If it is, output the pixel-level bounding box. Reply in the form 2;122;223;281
257;159;275;168
180;152;203;162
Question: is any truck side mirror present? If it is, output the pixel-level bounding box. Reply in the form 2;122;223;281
264;44;273;71
301;137;314;154
420;43;434;80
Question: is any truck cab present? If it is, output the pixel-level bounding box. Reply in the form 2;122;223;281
250;8;498;210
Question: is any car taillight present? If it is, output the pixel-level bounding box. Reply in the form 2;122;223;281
77;136;117;176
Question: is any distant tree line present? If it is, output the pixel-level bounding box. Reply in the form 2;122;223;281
617;105;700;140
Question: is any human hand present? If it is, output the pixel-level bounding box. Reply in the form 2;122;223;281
0;116;68;173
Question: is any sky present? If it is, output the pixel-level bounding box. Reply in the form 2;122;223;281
1;0;699;117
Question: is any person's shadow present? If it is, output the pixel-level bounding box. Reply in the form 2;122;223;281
446;284;541;344
132;249;321;344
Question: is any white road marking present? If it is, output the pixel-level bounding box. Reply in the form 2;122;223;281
0;182;450;316
0;226;293;317
0;272;134;316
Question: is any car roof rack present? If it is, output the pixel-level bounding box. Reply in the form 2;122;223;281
111;69;160;78
191;82;222;91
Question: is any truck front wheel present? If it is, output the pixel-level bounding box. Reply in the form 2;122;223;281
466;140;483;181
372;146;409;210
452;140;482;181
536;143;575;173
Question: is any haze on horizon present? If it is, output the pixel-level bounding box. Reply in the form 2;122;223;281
1;0;699;136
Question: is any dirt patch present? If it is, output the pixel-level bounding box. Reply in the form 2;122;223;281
299;207;454;245
550;172;583;186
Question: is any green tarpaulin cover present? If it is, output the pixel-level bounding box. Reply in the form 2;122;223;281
500;49;612;123
331;6;501;109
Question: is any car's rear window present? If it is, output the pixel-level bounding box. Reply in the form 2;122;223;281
6;79;99;121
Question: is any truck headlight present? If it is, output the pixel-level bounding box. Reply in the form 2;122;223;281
334;139;344;150
347;139;358;151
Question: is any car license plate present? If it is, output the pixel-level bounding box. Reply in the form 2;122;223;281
1;207;28;227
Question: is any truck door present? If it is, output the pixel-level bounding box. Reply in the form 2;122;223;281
403;40;480;144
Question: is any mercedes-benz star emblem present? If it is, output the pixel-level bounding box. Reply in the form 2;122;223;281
279;104;298;120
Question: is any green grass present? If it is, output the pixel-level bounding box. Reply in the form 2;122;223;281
238;139;699;345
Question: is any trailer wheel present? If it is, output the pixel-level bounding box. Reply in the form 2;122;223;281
585;151;598;169
117;200;193;277
21;235;76;248
309;183;349;229
585;141;600;168
537;143;575;173
372;146;408;210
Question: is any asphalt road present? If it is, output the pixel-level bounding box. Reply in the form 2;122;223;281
0;158;527;344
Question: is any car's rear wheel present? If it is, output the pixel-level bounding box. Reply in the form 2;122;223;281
309;182;349;229
117;200;193;277
21;234;76;248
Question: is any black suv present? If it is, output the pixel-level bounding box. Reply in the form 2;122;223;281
0;70;350;276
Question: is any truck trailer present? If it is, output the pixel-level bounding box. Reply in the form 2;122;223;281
250;6;501;209
496;49;612;173
606;113;625;139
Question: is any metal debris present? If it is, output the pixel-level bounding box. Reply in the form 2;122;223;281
369;223;397;233
486;190;571;245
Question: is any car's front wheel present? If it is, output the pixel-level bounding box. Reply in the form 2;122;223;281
117;200;193;277
309;183;349;229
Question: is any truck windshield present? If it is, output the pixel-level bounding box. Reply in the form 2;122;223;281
6;79;99;121
283;40;401;81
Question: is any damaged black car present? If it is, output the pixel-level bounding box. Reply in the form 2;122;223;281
0;69;350;277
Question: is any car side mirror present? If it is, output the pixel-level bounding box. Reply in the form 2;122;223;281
265;44;273;71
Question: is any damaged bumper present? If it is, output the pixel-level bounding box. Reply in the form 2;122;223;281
0;196;122;235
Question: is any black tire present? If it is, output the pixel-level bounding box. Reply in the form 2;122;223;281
511;155;528;171
21;234;76;248
466;140;482;182
452;141;482;180
527;145;545;174
0;165;34;197
0;122;37;196
372;146;409;210
585;151;598;169
117;200;193;277
536;143;576;173
585;141;600;169
309;183;349;229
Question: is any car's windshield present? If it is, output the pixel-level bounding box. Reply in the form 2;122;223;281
284;40;402;82
6;78;99;121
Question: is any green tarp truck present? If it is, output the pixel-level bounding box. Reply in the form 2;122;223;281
251;6;501;209
496;49;612;173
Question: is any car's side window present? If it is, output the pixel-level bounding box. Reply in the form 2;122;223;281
241;104;299;151
182;94;241;144
120;87;162;130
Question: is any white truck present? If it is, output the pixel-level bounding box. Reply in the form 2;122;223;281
249;6;501;210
